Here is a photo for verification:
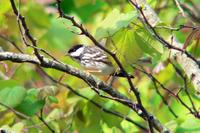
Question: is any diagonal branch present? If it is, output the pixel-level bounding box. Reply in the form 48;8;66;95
0;52;134;108
55;1;158;132
0;51;169;132
38;67;148;131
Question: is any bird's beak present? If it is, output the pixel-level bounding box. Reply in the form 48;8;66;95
65;52;70;56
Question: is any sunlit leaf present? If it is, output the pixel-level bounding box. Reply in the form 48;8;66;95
0;0;10;26
0;113;15;126
95;9;137;40
0;86;26;108
135;28;164;55
11;122;24;133
107;29;143;70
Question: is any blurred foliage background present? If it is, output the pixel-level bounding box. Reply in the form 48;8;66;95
0;0;200;132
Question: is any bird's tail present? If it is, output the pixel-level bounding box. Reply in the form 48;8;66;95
111;71;134;78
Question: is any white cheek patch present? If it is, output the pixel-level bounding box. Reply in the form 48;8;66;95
70;47;84;57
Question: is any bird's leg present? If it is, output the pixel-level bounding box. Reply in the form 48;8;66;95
108;75;116;87
104;75;117;91
105;74;112;83
104;67;121;90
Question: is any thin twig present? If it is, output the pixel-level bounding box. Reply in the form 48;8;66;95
38;67;148;131
132;65;178;118
153;82;178;118
36;110;55;133
173;0;187;18
0;34;23;53
155;25;200;32
170;62;200;118
10;0;43;62
0;102;29;119
180;2;200;23
129;0;200;67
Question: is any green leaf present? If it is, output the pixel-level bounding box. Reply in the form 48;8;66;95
101;102;122;128
95;9;137;40
61;0;106;22
78;87;96;99
41;18;74;50
107;29;143;69
15;99;45;116
0;1;10;14
74;0;106;22
74;102;102;133
0;80;20;89
0;86;26;108
135;28;163;56
15;88;45;116
0;122;24;133
0;0;11;27
47;96;58;103
26;3;50;28
176;117;200;132
26;88;40;101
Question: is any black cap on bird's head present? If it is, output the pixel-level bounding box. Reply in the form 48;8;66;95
67;44;84;54
67;44;85;59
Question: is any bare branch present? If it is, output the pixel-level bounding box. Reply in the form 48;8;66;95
0;51;169;132
38;67;148;131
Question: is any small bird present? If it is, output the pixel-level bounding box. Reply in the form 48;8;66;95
67;44;135;79
67;44;115;75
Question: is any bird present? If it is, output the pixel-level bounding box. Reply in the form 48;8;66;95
67;44;134;79
67;44;115;75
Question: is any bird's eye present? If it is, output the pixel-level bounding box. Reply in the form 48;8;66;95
68;48;76;53
68;44;83;53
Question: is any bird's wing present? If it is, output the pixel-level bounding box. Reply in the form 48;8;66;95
90;47;112;65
